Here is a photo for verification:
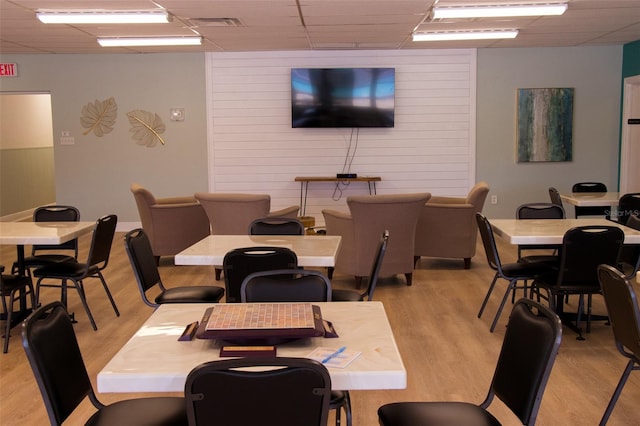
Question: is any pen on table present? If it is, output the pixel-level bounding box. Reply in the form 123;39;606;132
322;346;347;364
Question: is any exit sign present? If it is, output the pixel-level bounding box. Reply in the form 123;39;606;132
0;63;18;77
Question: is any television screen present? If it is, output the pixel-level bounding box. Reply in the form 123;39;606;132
291;68;395;128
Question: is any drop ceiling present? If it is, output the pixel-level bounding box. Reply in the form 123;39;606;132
1;0;639;54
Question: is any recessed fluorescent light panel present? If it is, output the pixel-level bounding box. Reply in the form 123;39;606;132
36;9;171;24
97;36;203;47
432;3;568;19
412;30;519;41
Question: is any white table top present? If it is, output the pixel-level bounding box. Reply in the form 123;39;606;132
490;218;640;245
175;235;342;268
0;221;95;245
560;192;620;207
97;301;406;393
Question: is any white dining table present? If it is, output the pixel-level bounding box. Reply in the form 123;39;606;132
0;220;95;320
560;192;620;207
0;221;95;275
97;301;406;393
489;218;640;246
175;234;342;268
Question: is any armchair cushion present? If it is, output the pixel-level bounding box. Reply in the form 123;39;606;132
414;182;490;268
323;193;430;282
131;183;210;258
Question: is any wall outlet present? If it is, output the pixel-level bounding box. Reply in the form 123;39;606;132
491;195;498;204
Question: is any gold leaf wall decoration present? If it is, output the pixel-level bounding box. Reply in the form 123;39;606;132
80;97;117;136
126;110;166;147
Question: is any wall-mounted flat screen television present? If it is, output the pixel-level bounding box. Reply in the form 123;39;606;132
291;67;395;128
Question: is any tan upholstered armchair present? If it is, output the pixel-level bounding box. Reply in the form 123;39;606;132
322;193;431;287
194;193;299;234
194;193;300;280
414;181;490;269
131;183;211;263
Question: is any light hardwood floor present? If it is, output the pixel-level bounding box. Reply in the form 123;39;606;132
1;231;639;425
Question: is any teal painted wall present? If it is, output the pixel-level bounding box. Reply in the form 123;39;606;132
622;40;640;78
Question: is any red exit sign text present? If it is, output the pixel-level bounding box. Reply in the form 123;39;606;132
0;63;18;77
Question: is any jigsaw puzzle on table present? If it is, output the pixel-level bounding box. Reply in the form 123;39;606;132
196;303;325;343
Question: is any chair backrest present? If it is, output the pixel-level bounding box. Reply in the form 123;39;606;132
516;203;565;220
475;213;503;273
185;357;332;426
617;193;640;225
487;298;562;425
223;246;298;303
598;264;640;360
194;193;271;235
21;302;94;426
123;228;163;307
249;217;305;235
572;182;607;192
85;214;118;272
241;269;331;302
362;230;389;301
618;213;640;279
32;205;80;255
557;226;624;289
347;193;430;277
548;187;563;207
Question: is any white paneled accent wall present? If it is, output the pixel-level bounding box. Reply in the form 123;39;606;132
205;49;476;226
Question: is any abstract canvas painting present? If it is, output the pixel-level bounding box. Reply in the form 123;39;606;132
517;88;574;162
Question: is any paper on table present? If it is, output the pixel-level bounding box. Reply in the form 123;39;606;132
307;347;361;368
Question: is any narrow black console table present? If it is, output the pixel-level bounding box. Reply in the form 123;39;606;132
294;176;382;216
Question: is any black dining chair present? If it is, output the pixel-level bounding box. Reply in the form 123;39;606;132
532;225;624;340
613;192;640;225
572;181;608;217
22;301;188;426
617;213;640;280
597;264;640;426
377;298;562;426
548;187;563;208
222;246;298;303
239;268;351;426
12;205;80;277
515;203;565;264
33;214;119;331
249;217;305;235
476;213;550;332
1;265;35;353
331;230;388;302
240;268;332;303
185;357;331;426
124;228;225;307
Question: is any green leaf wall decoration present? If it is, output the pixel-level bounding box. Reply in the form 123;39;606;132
126;109;166;147
80;97;117;136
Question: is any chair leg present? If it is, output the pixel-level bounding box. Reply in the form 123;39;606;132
404;273;412;286
327;267;334;279
72;279;98;331
96;272;120;317
343;390;352;426
2;293;11;354
478;273;499;318
599;359;637;426
215;268;222;281
489;279;516;333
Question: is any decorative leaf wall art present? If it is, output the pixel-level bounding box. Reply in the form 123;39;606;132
126;109;166;147
80;97;117;136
